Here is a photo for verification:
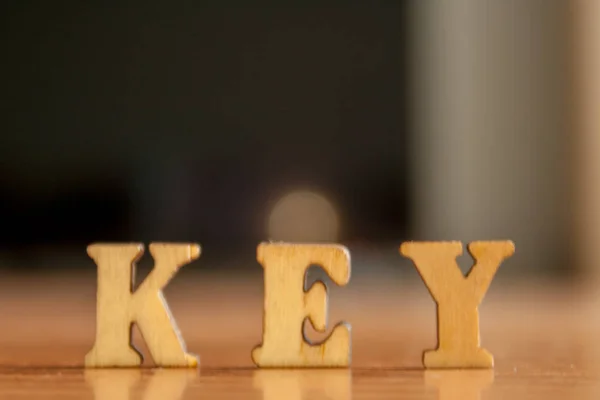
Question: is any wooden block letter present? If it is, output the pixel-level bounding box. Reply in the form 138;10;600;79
85;243;200;368
252;243;351;367
400;241;515;369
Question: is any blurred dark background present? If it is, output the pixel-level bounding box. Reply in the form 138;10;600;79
0;2;412;272
0;1;576;281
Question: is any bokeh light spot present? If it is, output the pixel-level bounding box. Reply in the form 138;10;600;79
267;191;339;242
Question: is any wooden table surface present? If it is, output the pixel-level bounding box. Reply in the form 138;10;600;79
0;272;598;399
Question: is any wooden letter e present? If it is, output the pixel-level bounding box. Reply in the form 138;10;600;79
252;243;351;367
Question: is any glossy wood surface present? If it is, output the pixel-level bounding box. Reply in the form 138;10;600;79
0;272;598;399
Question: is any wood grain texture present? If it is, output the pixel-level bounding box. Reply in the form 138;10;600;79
85;243;200;368
400;241;515;369
0;271;597;398
251;243;351;367
1;366;599;400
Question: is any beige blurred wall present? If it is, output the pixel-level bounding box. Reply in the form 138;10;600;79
408;1;570;275
572;0;600;285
